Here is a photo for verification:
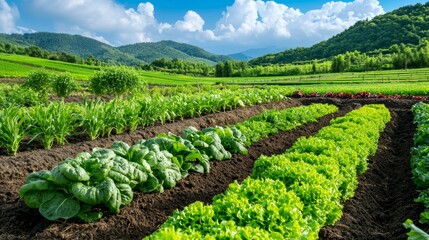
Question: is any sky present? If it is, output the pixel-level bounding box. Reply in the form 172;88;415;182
0;0;427;54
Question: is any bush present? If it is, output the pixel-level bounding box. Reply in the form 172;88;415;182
23;70;52;93
90;67;140;97
52;73;78;99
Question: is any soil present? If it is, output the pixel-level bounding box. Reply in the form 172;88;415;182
0;98;426;239
319;99;427;240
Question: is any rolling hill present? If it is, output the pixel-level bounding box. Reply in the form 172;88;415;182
117;40;230;65
0;32;231;65
250;2;429;65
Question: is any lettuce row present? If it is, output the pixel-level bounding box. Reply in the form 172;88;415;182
409;102;429;234
19;103;337;223
147;104;390;239
235;104;339;146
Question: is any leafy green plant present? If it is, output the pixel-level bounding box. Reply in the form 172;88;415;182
0;85;41;108
403;219;429;240
51;73;78;99
0;107;29;155
409;102;429;229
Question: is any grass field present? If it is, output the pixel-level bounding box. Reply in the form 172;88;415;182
0;54;100;80
1;53;429;96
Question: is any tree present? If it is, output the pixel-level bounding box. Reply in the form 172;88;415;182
312;60;318;74
223;60;233;77
215;62;224;77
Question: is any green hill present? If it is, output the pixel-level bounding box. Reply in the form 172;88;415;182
117;41;229;65
0;32;230;66
155;40;230;63
250;2;429;65
0;32;143;65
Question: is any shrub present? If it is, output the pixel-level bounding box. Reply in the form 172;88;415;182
90;67;140;97
22;70;52;93
52;73;78;99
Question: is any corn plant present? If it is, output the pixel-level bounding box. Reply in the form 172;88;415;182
123;98;140;132
53;103;78;145
0;107;28;155
29;104;57;149
137;97;158;127
81;101;106;141
104;99;127;136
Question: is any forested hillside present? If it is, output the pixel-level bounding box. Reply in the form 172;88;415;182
0;33;230;65
250;2;429;65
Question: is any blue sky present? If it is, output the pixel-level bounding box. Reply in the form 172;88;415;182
0;0;426;54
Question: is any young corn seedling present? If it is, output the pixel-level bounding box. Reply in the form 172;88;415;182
28;104;57;149
81;101;106;141
104;99;127;136
0;107;29;155
124;98;140;132
53;102;78;145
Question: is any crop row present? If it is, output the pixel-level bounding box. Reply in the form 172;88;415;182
147;104;390;239
19;103;338;222
404;103;429;238
0;87;289;155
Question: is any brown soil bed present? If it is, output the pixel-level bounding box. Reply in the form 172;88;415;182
318;98;427;240
305;98;429;240
0;98;425;240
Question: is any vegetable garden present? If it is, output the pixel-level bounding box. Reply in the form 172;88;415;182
0;95;428;239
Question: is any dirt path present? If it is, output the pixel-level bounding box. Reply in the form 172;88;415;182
319;102;426;240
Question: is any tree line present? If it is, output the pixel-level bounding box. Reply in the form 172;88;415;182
139;40;429;78
0;42;106;66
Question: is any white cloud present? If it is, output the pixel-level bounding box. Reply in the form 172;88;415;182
0;0;19;33
292;0;384;39
30;0;158;44
23;0;384;54
175;11;205;32
209;0;384;52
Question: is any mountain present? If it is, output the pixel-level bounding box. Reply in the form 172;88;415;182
118;40;231;65
250;2;429;65
229;46;284;61
0;32;143;65
0;32;230;65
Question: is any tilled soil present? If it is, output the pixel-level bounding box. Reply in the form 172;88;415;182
0;98;426;240
317;98;427;240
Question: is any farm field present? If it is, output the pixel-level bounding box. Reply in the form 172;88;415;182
2;53;429;89
2;1;429;239
0;97;426;239
0;54;100;80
